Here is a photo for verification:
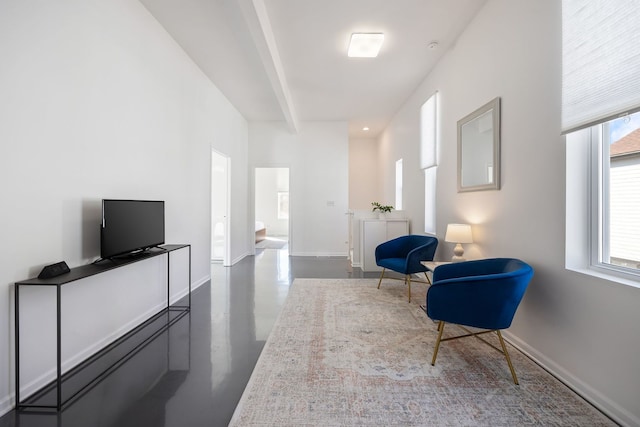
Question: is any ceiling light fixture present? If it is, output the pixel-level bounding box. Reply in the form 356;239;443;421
362;127;370;131
348;33;384;58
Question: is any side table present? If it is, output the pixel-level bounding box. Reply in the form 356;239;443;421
420;261;452;315
421;261;452;277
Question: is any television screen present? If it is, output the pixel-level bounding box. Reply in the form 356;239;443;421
101;199;165;259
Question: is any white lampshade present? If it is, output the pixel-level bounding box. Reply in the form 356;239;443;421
445;224;473;243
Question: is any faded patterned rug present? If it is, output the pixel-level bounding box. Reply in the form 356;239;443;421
230;279;615;426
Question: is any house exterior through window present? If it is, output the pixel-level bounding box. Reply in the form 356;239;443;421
602;113;640;270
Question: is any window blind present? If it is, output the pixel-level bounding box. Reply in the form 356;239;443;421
562;0;640;134
420;92;438;169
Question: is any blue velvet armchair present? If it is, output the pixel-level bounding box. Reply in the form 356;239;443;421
375;235;438;302
426;258;534;384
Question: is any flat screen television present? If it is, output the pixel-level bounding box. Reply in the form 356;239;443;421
101;199;165;259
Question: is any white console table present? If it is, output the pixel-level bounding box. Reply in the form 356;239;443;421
360;219;410;272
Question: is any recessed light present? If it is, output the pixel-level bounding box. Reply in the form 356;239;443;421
348;33;384;58
428;41;439;50
362;127;370;131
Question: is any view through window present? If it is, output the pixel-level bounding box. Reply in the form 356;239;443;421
599;111;640;271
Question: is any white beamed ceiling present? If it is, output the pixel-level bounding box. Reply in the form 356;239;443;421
140;0;487;138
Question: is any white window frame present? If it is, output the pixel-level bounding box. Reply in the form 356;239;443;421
395;159;403;210
566;124;640;288
421;91;438;235
588;123;640;280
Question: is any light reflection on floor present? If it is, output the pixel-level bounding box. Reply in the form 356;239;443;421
0;247;366;427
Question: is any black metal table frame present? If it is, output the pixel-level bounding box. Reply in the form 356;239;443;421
14;244;191;411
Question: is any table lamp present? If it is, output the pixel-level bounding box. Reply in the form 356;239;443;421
445;223;473;262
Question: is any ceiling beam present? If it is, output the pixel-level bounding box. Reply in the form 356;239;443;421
238;0;299;133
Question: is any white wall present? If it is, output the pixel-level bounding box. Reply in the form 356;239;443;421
378;1;640;425
348;138;381;210
0;0;249;414
378;126;423;232
249;121;349;256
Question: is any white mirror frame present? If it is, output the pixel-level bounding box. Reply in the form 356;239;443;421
457;97;501;192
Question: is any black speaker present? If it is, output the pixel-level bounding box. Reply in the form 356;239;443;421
38;261;70;279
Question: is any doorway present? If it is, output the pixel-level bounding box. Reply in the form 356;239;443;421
254;167;289;250
211;150;230;265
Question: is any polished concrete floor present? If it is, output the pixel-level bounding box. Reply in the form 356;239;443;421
0;248;377;427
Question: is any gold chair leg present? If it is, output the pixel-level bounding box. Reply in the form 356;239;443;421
431;321;445;365
406;275;412;302
497;330;519;385
424;271;431;285
377;268;385;289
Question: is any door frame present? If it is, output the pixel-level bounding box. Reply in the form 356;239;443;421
211;149;231;266
253;165;291;254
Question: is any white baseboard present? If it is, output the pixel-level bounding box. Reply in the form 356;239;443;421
0;393;13;418
503;331;637;427
191;274;210;290
231;251;252;266
170;274;209;304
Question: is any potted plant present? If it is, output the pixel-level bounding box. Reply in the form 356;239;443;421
371;202;394;219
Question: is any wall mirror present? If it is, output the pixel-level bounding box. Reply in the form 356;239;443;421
457;97;501;192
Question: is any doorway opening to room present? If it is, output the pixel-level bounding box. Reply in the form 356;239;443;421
254;167;290;251
211;150;230;265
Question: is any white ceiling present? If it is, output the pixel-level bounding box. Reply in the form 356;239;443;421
139;0;487;138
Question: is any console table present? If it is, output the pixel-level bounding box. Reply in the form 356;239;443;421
14;244;191;411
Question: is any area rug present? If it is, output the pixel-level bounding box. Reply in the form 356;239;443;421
229;278;615;426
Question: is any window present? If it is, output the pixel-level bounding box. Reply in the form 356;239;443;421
420;93;438;169
277;191;289;220
561;0;640;133
594;112;640;272
421;92;438;234
424;167;436;235
563;0;640;285
395;159;403;210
